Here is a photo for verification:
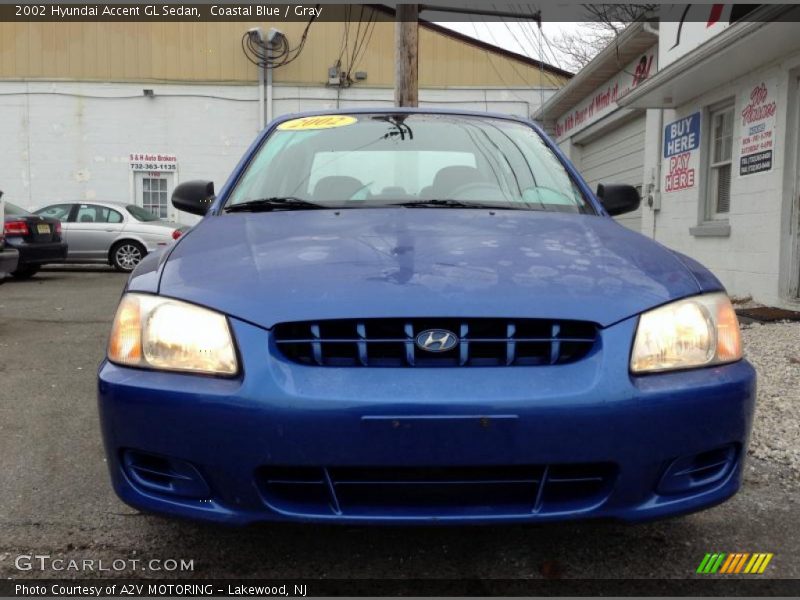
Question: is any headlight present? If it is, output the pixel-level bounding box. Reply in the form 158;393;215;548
630;292;742;374
108;293;238;375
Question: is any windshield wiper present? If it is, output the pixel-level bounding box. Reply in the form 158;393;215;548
390;199;528;210
224;197;326;213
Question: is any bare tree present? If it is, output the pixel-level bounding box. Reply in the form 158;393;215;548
550;4;656;72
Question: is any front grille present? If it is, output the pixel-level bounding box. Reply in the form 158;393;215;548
256;463;616;518
273;318;597;367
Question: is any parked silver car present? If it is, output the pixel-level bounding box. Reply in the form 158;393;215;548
34;201;187;272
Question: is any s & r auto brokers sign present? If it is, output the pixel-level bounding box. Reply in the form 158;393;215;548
663;112;701;192
129;153;177;172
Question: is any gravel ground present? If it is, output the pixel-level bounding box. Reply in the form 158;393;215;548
741;320;800;485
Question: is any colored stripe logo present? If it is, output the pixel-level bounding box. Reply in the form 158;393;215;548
697;553;774;574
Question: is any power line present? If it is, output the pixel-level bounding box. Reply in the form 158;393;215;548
347;6;365;78
477;20;559;93
516;4;565;70
467;19;540;112
345;5;377;84
335;6;352;75
494;9;563;87
495;9;535;56
351;13;377;79
540;30;566;70
511;5;567;79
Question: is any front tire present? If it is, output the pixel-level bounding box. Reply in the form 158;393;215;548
111;241;146;272
11;264;41;279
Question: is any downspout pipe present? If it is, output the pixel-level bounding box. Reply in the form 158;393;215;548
266;46;273;126
265;28;283;127
652;107;663;240
247;28;266;131
258;62;265;130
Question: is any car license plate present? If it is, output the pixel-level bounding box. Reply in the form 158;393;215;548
37;223;50;234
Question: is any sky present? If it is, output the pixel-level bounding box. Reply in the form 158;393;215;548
436;21;581;73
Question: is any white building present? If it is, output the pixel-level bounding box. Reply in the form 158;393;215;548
0;18;569;227
537;5;800;309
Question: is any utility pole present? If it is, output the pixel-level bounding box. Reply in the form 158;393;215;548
394;4;418;107
393;5;541;108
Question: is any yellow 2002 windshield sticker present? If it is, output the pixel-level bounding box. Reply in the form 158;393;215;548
277;115;357;131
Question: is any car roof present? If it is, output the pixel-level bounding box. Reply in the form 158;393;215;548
76;200;129;206
39;200;129;209
270;107;536;127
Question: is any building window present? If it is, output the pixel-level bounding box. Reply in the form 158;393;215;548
142;177;168;219
706;103;734;218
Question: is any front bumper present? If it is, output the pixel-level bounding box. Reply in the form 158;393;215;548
98;315;756;525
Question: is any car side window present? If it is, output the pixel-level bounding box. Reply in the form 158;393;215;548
36;204;74;222
101;208;123;224
76;205;98;223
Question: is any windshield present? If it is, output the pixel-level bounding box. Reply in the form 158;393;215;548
225;114;592;213
5;202;31;216
126;204;161;222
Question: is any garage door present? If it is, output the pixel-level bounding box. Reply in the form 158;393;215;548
578;116;645;232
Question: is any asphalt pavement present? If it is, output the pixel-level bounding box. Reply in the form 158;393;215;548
1;268;798;584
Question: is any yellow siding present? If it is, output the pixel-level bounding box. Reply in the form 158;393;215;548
0;21;567;88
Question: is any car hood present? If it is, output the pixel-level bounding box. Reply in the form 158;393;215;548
152;209;713;329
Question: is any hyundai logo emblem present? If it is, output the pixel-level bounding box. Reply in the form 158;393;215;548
415;329;458;353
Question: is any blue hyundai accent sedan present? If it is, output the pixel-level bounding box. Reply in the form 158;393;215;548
98;109;755;525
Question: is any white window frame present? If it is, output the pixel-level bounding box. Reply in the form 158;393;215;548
705;101;734;221
141;176;169;219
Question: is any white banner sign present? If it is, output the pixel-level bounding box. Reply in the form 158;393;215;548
129;152;177;172
737;80;777;177
663;112;701;193
555;49;656;141
658;5;733;69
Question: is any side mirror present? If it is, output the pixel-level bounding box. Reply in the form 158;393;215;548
172;180;215;216
596;184;640;216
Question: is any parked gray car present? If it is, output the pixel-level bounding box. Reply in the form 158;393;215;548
34;201;187;272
